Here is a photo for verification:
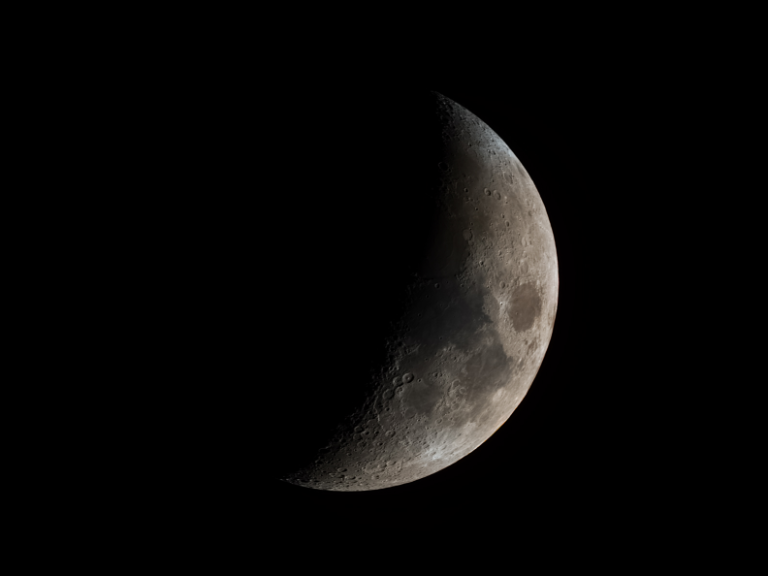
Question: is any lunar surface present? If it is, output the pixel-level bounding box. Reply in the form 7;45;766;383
272;91;558;491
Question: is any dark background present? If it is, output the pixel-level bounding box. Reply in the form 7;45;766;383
26;9;761;560
96;56;717;550
130;73;676;536
23;13;755;562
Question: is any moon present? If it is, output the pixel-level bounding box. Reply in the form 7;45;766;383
272;91;558;491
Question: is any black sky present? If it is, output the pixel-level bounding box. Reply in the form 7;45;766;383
28;10;754;562
126;62;698;547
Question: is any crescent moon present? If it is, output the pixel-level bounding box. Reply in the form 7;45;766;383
279;91;558;491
